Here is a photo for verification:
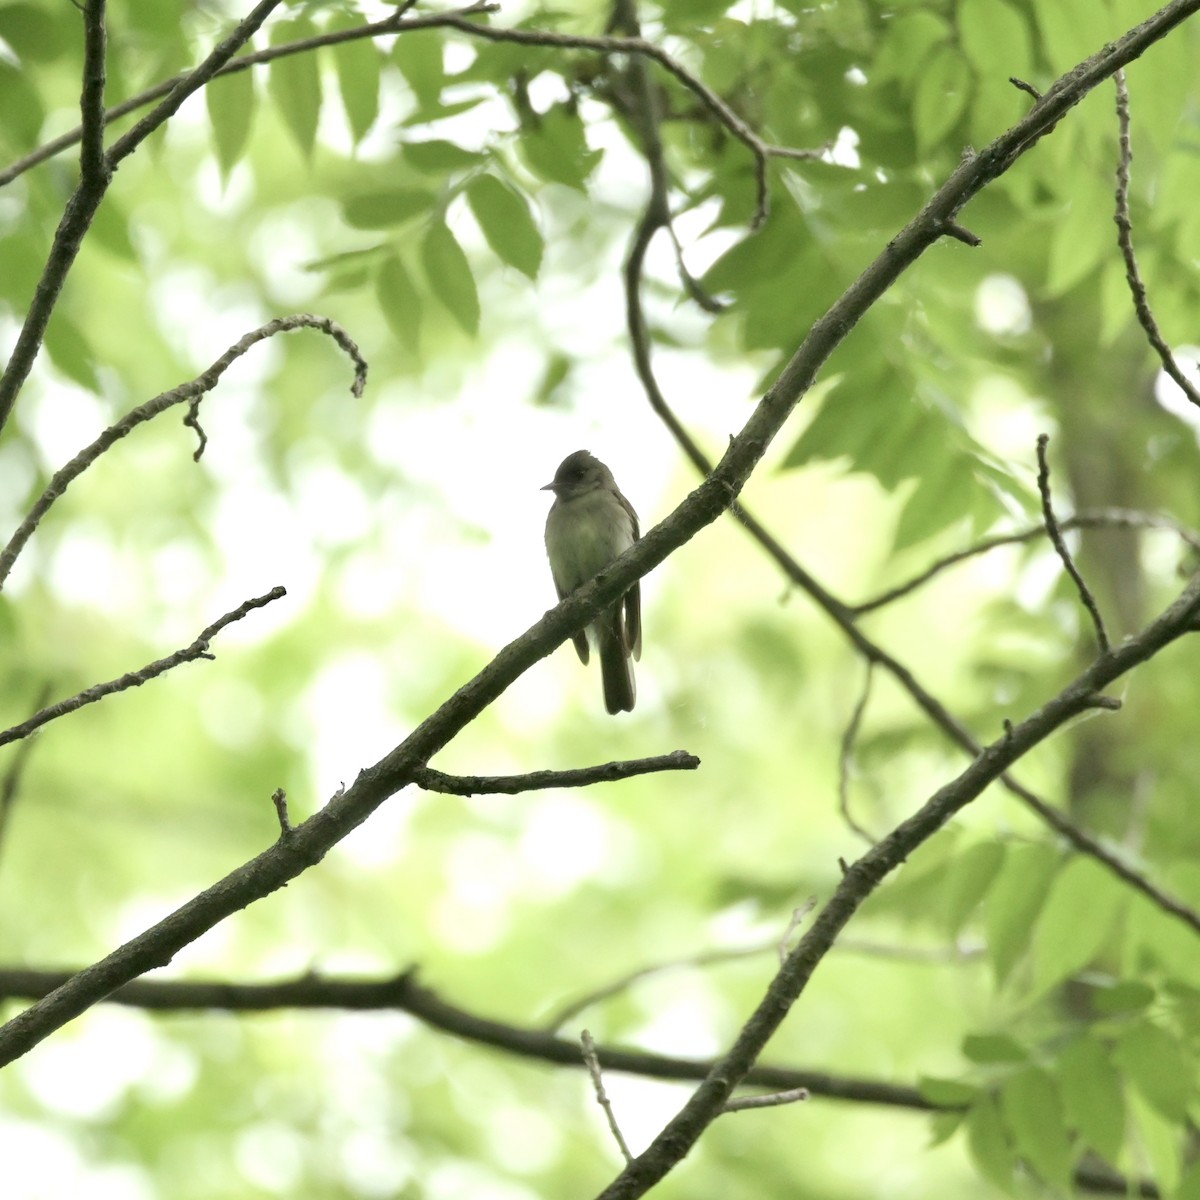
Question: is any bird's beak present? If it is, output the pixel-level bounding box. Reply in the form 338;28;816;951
540;481;556;492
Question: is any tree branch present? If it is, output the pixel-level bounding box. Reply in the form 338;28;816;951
0;314;366;591
411;752;699;796
0;966;941;1112
1113;69;1200;408
1037;434;1110;652
850;507;1200;615
0;588;286;749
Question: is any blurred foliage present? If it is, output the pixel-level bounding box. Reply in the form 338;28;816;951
2;0;1200;1197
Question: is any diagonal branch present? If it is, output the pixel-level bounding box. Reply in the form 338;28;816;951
0;314;366;590
411;752;699;796
851;507;1200;615
0;588;286;748
1;0;1195;1074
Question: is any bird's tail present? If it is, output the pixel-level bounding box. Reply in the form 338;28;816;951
598;614;635;714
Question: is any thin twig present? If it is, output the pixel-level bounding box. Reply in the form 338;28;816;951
583;1029;634;1164
1009;77;1043;101
1113;69;1200;408
1037;434;1110;653
0;589;286;748
851;508;1200;615
545;939;777;1032
722;1086;809;1114
0;685;51;865
0;315;366;590
837;664;876;845
271;788;292;836
411;752;699;797
778;899;816;964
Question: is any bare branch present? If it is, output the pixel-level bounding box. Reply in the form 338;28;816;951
1037;434;1111;652
0;589;286;749
583;1029;634;1164
411;752;699;797
544;939;778;1032
0;685;51;865
851;507;1200;615
0;314;366;590
0;966;942;1111
271;788;292;836
837;664;876;845
78;0;108;185
1113;69;1200;408
722;1086;809;1114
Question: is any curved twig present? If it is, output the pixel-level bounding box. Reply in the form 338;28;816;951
851;508;1200;615
1113;69;1200;408
0;315;366;590
1037;434;1110;652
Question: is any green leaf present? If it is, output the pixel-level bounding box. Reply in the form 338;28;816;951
328;16;381;143
962;1034;1027;1065
1092;979;1155;1015
466;175;543;279
520;105;603;191
44;314;100;392
0;2;71;63
404;139;486;174
421;221;479;335
376;255;422;353
1127;1091;1182;1194
1057;1036;1124;1162
269;19;322;157
918;1077;978;1107
966;1096;1016;1192
393;31;444;106
1044;185;1114;296
999;1068;1073;1191
1029;856;1122;997
893;452;975;550
1036;0;1110;74
206;66;256;179
984;842;1058;985
941;840;1006;936
341;188;436;230
913;47;972;154
1112;1021;1194;1122
0;61;43;148
957;0;1032;80
90;196;138;262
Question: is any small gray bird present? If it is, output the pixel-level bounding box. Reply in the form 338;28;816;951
542;450;641;714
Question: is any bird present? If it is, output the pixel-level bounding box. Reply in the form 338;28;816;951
542;450;641;714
